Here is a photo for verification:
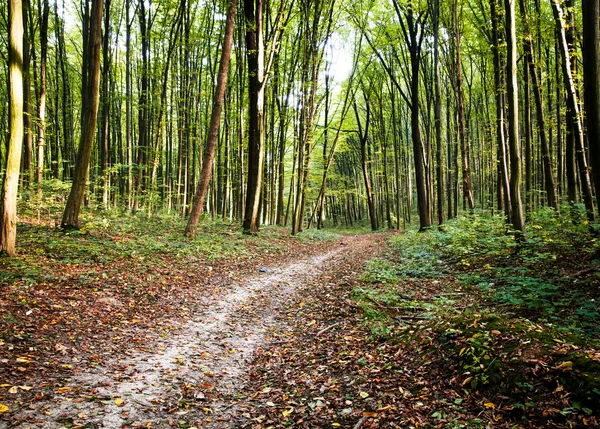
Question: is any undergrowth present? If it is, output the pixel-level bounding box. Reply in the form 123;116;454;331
353;205;600;427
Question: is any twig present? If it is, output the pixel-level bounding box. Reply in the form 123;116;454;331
393;315;428;321
572;267;598;278
353;416;368;429
316;321;342;337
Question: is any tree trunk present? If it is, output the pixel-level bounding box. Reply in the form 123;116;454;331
21;0;33;185
36;0;49;190
433;0;444;225
1;0;24;256
186;0;237;237
242;0;265;234
583;0;600;210
491;0;511;218
518;0;557;209
454;0;475;211
551;0;595;220
61;0;103;228
353;99;377;231
504;0;525;233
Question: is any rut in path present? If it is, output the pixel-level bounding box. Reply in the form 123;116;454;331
5;234;378;429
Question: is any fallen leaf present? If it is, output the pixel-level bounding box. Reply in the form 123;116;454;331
484;402;495;409
359;391;369;399
115;398;125;406
8;386;18;394
555;361;573;371
0;404;8;413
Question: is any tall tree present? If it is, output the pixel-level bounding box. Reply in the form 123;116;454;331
551;0;595;220
1;0;24;256
583;0;600;210
392;0;431;231
242;0;266;234
61;0;103;228
36;0;50;189
518;0;557;209
504;0;525;232
353;93;377;231
453;0;475;211
433;0;444;225
186;0;237;237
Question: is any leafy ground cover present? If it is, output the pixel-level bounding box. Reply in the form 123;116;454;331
239;206;600;428
0;210;340;425
2;204;599;428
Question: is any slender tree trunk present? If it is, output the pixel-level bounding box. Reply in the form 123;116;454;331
21;0;33;185
242;0;265;234
433;0;444;225
36;0;50;191
491;0;511;218
551;0;595;220
505;0;525;232
353;99;377;231
454;0;475;211
1;0;24;256
186;0;237;237
99;0;111;208
518;0;557;209
583;0;600;210
61;0;103;228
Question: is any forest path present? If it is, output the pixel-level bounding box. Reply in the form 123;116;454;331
5;233;382;429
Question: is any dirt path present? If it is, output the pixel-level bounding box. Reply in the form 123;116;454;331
4;234;381;429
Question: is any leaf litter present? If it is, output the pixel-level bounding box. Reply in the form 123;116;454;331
1;228;380;428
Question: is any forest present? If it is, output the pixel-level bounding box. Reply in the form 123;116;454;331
1;0;600;427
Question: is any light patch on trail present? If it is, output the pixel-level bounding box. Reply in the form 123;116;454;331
6;246;346;429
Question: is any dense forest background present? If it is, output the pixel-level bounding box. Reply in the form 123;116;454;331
1;0;599;250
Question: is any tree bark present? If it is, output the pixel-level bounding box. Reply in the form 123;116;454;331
433;0;444;225
242;0;265;234
186;0;237;237
61;0;103;228
1;0;24;256
583;0;600;210
551;0;595;220
36;0;49;189
353;98;377;231
518;0;557;209
504;0;525;233
454;0;475;211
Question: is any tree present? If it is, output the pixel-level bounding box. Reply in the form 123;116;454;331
353;92;377;231
36;0;50;190
518;0;557;209
61;0;103;228
551;0;595;220
1;0;24;256
242;0;266;234
392;0;431;231
186;0;237;237
583;0;600;210
504;0;525;233
453;0;475;211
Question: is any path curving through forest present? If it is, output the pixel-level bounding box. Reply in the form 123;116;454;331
4;234;382;429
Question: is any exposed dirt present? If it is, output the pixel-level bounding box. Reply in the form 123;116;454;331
1;233;384;428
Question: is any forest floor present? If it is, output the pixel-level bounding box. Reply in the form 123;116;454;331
1;211;600;428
